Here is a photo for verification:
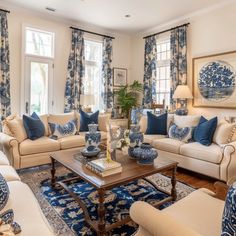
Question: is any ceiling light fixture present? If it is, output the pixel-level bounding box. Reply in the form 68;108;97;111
45;7;56;12
125;14;131;18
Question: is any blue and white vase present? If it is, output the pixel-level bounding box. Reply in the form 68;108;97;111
129;124;143;148
133;143;158;165
85;124;101;148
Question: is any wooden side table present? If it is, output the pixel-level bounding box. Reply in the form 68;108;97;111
109;118;129;129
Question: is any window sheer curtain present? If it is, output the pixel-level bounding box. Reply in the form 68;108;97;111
170;26;187;109
143;35;157;108
101;37;113;111
64;29;85;112
0;11;10;125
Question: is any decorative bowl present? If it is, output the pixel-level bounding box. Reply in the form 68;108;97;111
128;146;138;159
81;147;101;158
133;143;158;165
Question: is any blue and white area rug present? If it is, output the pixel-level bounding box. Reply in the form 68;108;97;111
19;166;195;236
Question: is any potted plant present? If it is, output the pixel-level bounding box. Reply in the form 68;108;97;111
114;80;143;121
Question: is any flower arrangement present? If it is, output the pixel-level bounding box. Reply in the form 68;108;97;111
116;129;130;155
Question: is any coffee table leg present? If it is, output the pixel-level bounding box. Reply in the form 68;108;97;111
51;157;56;188
171;166;177;201
97;188;106;236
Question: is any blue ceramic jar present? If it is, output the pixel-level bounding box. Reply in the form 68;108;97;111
133;143;158;165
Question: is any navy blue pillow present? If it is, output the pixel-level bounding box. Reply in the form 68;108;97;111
145;112;167;135
23;112;45;140
193;116;218;146
79;110;99;132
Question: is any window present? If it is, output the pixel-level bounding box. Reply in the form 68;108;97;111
23;27;54;115
84;39;103;111
156;37;171;106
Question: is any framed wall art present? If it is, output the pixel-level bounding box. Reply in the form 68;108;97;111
192;51;236;108
113;68;127;87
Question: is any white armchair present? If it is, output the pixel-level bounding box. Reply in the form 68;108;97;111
130;182;228;236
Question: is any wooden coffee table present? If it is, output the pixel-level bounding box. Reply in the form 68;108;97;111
50;150;178;236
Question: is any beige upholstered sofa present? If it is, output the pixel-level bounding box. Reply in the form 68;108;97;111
130;186;226;236
0;151;54;235
140;114;236;182
0;111;109;169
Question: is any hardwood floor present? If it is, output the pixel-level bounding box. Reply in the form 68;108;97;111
164;167;217;191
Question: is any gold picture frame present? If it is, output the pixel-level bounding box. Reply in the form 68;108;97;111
192;50;236;108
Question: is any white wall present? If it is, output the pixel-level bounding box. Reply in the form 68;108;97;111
130;1;236;118
4;5;131;114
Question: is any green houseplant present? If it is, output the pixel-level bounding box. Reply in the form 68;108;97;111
115;80;143;119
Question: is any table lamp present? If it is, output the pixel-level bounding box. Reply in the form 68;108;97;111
173;85;193;115
80;94;95;113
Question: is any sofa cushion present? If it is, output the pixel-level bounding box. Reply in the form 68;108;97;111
146;112;167;135
152;138;184;154
79;110;99;132
0;166;20;182
0;152;10;165
5;181;53;236
163;189;224;236
193;116;218;146
19;137;60;155
48;112;75;133
180;142;223;164
143;135;167;145
58;135;85;149
23;112;45;140
49;119;77;139
174;115;200;128
213;119;236;145
139;114;174;133
5;117;27;143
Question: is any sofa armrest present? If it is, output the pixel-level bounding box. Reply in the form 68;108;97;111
221;141;236;182
0;133;20;169
130;201;202;236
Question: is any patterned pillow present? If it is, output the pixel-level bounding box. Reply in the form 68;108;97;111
168;123;194;143
0;173;9;211
49;119;77;139
222;182;236;235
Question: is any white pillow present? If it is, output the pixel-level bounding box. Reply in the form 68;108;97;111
213;120;236;145
174;115;201;128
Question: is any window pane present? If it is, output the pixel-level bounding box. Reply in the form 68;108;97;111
26;27;54;58
30;62;48;114
161;43;166;52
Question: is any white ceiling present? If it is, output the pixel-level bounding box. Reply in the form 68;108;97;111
3;0;230;33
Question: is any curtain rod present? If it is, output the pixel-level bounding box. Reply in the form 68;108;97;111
70;27;115;40
0;8;10;13
143;22;190;39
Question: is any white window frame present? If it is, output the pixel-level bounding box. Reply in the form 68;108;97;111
21;24;55;115
84;37;103;111
156;34;171;106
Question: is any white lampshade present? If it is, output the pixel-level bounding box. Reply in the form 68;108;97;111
173;85;193;99
80;94;95;105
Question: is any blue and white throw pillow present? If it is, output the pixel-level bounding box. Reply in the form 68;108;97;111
0;173;9;211
168;123;194;143
222;182;236;236
49;119;77;139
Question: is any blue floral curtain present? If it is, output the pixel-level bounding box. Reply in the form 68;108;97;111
143;36;157;108
64;29;85;112
170;25;187;108
101;37;113;111
0;11;10;124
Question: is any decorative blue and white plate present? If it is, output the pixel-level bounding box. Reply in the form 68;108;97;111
81;147;101;157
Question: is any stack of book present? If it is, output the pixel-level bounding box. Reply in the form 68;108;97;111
86;158;122;177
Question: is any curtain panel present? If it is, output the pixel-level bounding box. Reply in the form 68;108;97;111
143;36;157;108
170;25;187;108
0;11;10;124
101;37;113;111
64;29;85;112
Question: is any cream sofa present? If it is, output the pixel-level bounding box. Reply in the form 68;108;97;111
140;114;236;182
0;111;109;169
130;185;226;236
0;151;54;236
